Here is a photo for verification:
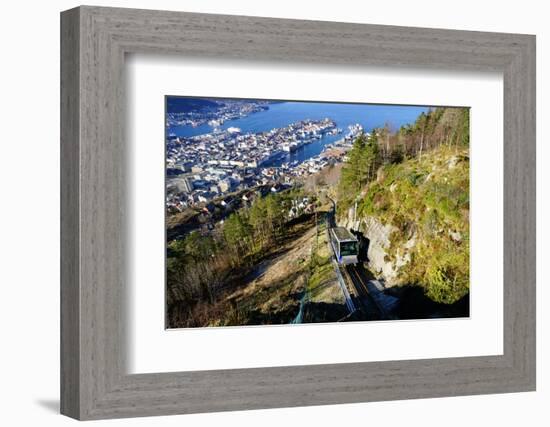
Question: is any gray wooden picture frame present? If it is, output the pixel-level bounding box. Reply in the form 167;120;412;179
60;5;536;421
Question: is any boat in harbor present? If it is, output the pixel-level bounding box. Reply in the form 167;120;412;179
258;149;285;166
282;142;298;152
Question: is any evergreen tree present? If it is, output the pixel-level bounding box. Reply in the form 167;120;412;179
223;212;251;260
362;131;381;182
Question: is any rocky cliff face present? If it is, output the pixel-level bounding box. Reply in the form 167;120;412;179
339;210;415;287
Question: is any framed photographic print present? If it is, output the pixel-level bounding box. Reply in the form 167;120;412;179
61;6;536;420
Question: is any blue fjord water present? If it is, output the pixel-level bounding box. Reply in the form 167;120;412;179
167;101;429;165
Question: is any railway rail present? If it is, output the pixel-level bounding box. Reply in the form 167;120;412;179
343;264;382;320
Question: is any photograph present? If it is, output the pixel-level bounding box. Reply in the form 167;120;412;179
165;97;470;328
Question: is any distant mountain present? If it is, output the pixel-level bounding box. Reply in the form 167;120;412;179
166;97;221;113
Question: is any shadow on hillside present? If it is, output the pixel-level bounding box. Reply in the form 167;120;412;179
351;229;370;263
387;285;470;319
303;302;349;323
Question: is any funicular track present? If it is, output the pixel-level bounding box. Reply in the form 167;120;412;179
343;264;382;320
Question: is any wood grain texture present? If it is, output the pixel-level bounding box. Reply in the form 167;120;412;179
60;7;80;419
60;5;536;420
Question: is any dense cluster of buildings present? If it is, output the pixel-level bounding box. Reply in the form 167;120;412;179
166;118;352;212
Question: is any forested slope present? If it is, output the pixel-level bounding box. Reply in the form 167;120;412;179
337;107;470;304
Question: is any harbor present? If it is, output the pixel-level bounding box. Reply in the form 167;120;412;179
166;99;428;213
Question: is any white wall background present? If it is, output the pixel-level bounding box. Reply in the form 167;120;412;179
0;0;546;425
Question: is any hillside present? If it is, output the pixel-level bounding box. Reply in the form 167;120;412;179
166;187;348;328
336;107;470;305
